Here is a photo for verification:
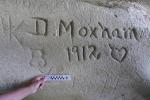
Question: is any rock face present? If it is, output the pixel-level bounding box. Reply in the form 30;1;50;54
0;0;150;100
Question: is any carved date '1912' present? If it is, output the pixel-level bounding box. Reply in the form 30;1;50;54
66;45;101;62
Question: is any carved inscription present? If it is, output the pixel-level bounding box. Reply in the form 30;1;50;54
58;20;140;42
123;28;139;41
56;19;140;63
66;45;101;62
98;22;112;39
109;44;128;62
30;49;46;67
79;27;88;37
0;17;141;42
1;16;12;40
59;20;74;41
1;16;143;65
90;27;98;38
112;28;122;39
33;17;48;36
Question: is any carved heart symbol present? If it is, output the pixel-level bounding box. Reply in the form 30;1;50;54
109;45;127;62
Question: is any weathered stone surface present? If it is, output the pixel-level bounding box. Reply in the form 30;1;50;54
0;0;150;100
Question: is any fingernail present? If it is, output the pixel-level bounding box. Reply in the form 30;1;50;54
41;76;44;79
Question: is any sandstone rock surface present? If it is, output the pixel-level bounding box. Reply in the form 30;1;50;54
0;0;150;100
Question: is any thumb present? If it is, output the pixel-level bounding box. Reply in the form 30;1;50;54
35;78;45;88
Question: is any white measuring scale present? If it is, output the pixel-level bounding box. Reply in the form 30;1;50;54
45;74;72;81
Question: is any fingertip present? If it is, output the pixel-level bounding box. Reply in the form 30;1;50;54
39;78;45;84
35;75;44;80
42;75;46;80
39;86;44;90
43;77;47;82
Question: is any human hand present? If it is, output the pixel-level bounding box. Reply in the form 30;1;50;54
28;75;46;94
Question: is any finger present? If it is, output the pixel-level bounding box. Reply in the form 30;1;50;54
39;83;45;90
36;78;45;88
39;82;45;88
39;77;46;89
32;75;43;83
43;76;46;82
40;81;46;89
35;75;44;81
